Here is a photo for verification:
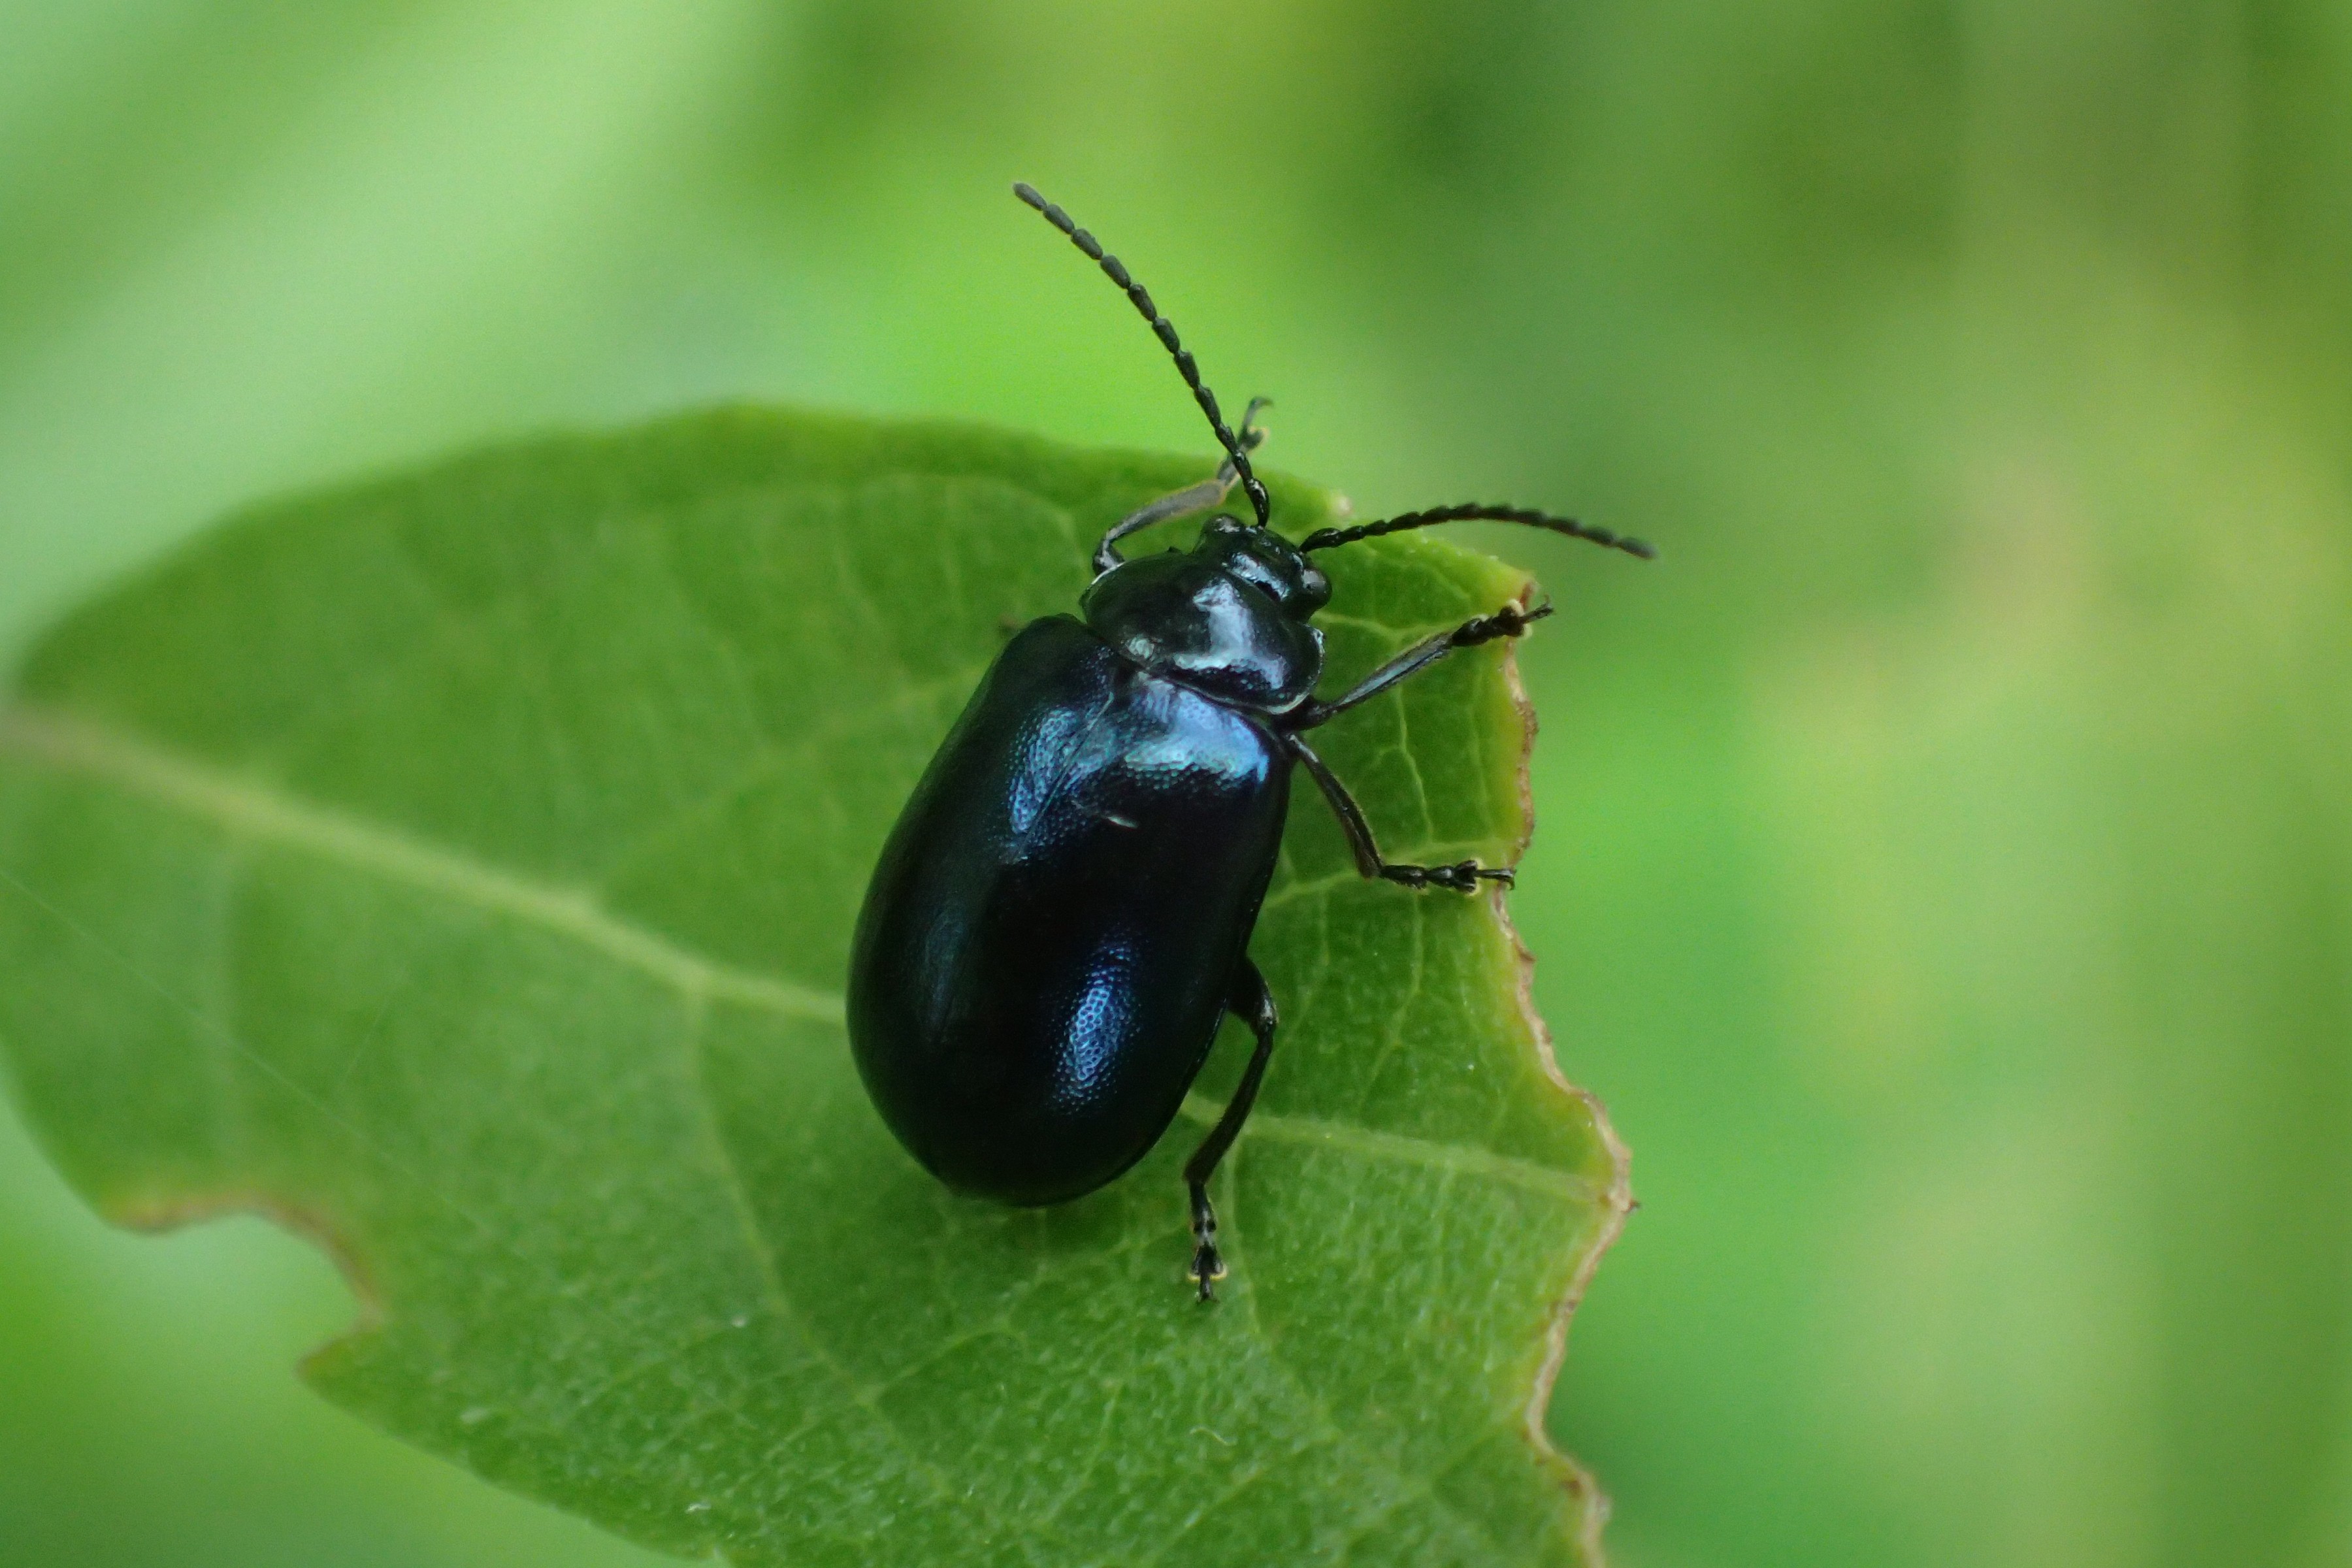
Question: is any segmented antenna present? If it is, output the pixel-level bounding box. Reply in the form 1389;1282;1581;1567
1013;182;1271;527
1299;503;1655;560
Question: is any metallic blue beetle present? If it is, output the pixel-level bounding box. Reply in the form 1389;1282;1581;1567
847;185;1650;1299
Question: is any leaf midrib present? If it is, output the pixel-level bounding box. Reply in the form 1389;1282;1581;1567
0;703;1597;1203
0;704;842;1021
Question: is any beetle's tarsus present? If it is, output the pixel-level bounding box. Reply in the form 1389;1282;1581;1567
1238;396;1271;450
1379;858;1514;893
1188;1181;1226;1302
1450;600;1555;649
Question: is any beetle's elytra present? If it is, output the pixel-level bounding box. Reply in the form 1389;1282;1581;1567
846;184;1652;1301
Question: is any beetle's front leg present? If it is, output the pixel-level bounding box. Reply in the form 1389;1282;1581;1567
1183;957;1279;1302
1286;732;1518;892
1285;600;1552;731
1090;399;1273;575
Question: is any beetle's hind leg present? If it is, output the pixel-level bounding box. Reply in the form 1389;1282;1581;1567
1183;958;1279;1303
1286;732;1518;892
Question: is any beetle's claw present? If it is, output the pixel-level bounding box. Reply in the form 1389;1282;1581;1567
1187;1184;1226;1302
1190;1243;1226;1303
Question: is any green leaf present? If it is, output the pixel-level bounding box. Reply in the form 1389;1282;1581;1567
0;408;1628;1567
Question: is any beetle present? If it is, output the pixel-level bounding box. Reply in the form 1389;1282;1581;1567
847;183;1650;1301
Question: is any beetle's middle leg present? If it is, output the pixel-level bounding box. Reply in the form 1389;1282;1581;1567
1183;956;1278;1303
1286;731;1517;892
1277;596;1550;891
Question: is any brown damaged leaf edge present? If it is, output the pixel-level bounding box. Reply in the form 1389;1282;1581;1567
1498;581;1637;1561
108;1190;387;1349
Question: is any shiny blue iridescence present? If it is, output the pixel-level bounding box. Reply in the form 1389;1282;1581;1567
847;615;1294;1204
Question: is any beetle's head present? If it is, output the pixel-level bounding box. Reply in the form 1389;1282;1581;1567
1193;514;1331;619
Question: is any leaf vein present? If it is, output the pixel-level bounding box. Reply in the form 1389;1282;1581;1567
0;706;842;1026
679;992;1051;1563
1217;1139;1510;1563
1176;1094;1592;1203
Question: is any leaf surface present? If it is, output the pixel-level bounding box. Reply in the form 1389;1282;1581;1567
0;408;1627;1567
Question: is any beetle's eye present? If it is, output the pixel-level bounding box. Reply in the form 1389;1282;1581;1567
1205;513;1245;535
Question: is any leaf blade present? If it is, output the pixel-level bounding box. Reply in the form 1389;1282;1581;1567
0;407;1625;1567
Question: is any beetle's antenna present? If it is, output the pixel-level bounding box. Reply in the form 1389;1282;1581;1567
1014;182;1271;527
1299;503;1655;561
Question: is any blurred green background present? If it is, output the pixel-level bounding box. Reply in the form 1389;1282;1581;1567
2;1;2346;1565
